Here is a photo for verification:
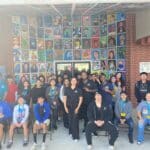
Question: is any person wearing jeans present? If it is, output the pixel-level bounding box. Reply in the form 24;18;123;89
137;92;150;144
114;92;134;143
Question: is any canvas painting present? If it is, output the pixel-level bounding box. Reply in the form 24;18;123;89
100;25;107;36
37;38;45;50
63;16;72;26
44;15;53;27
82;27;91;38
64;50;73;60
29;50;38;61
82;49;91;60
30;38;37;49
100;13;107;25
91;49;100;61
117;59;125;71
100;49;107;60
63;27;72;38
73;49;82;60
100;36;107;48
22;62;30;73
54;39;62;49
63;39;72;49
117;47;126;59
38;50;46;62
82;39;91;49
53;15;62;26
45;28;53;39
73;39;81;49
46;50;53;62
82;16;91;26
45;40;53;50
91;14;99;26
117;33;126;46
73;27;81;38
92;38;99;48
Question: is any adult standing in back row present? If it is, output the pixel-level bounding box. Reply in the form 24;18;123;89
135;72;150;104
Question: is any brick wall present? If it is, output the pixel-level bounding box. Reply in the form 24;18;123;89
126;14;150;107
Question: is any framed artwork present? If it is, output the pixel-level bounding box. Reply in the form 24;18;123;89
45;40;53;50
22;50;29;61
54;49;64;60
53;15;62;26
63;39;72;49
117;12;126;22
100;25;107;36
117;59;125;71
73;27;81;38
37;28;44;38
92;61;101;71
30;63;38;73
30;38;37;49
117;33;126;46
108;23;116;35
100;13;107;25
64;50;73;60
73;39;81;49
108;35;116;47
91;27;99;37
117;47;126;59
13;36;20;49
44;15;53;27
107;13;116;24
73;49;82;60
46;50;53;61
29;50;38;61
100;60;108;70
92;38;99;48
45;28;53;39
117;21;126;33
100;36;107;48
91;49;100;61
82;49;91;60
108;48;116;59
82;27;91;38
54;39;62;49
22;62;30;73
53;26;62;39
82;16;91;26
82;39;91;49
39;63;46;72
63;27;72;38
100;49;107;60
91;14;99;26
38;50;46;62
108;60;116;71
37;38;45;50
63;16;72;26
13;48;22;62
73;15;81;26
37;16;43;27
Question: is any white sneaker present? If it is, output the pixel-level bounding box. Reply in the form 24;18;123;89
74;139;78;142
87;145;92;149
31;143;37;150
109;145;114;150
41;143;46;150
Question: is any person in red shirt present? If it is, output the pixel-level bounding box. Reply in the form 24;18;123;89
5;75;18;109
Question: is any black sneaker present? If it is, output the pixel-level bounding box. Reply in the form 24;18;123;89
23;140;28;146
129;136;134;144
6;141;13;149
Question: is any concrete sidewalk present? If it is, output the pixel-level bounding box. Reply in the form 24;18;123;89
1;121;150;150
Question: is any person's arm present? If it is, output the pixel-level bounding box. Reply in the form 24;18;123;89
34;104;41;123
63;95;68;113
75;96;83;114
43;103;50;122
115;101;121;119
125;102;132;119
21;105;29;124
59;86;64;102
13;106;18;124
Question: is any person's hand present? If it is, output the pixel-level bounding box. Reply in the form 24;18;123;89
53;101;57;105
65;107;69;114
75;108;79;114
84;87;90;92
0;113;4;118
120;119;125;124
94;120;104;127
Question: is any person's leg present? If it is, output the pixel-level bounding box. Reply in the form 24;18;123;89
85;122;98;146
68;111;73;136
125;118;134;143
0;124;4;147
104;122;118;146
72;113;79;140
83;105;88;131
52;108;57;129
42;123;47;143
22;123;28;145
33;123;38;144
7;124;16;148
137;118;147;143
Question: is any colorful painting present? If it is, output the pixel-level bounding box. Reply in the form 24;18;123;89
63;16;72;26
92;62;101;71
46;50;53;62
30;38;37;49
82;49;91;60
37;39;45;50
38;50;46;62
82;39;91;49
82;16;91;26
37;28;44;38
22;62;30;73
92;38;99;48
107;13;116;24
91;14;99;26
73;39;81;49
73;27;81;38
91;49;100;61
44;15;53;27
73;15;81;26
64;50;73;60
100;36;107;48
82;27;91;38
54;49;64;60
117;12;126;22
73;49;82;60
29;50;38;61
91;27;99;37
63;27;72;38
54;39;62;49
108;23;116;35
117;59;125;71
117;47;126;59
117;33;126;46
45;40;53;49
100;49;107;60
100;13;107;25
53;15;62;26
108;48;116;59
63;39;72;49
100;25;107;36
45;28;53;39
117;21;126;33
108;35;116;47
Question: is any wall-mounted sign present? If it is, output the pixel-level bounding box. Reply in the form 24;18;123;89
139;62;150;73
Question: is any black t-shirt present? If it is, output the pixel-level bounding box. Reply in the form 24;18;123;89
31;87;45;104
79;79;97;105
64;87;82;110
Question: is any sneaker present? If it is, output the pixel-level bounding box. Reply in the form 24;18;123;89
87;145;92;149
74;139;78;142
109;145;114;150
6;141;13;149
31;143;37;150
23;140;28;146
41;143;46;150
137;141;143;145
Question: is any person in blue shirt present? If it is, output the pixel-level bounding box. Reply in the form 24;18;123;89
31;97;50;150
0;73;7;101
0;99;11;149
137;92;150;145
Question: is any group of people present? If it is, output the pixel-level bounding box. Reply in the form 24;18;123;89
0;71;150;150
